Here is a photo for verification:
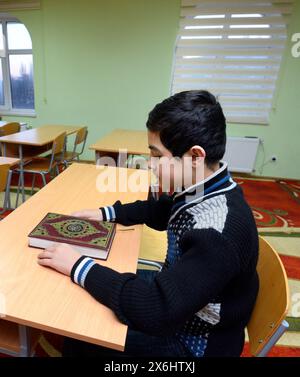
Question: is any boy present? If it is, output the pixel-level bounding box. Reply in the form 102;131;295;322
38;90;259;357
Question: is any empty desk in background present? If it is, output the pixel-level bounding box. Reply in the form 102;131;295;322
90;129;149;166
0;125;82;203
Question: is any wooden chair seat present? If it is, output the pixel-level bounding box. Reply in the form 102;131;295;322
45;151;79;161
19;157;58;172
8;157;33;169
61;151;80;160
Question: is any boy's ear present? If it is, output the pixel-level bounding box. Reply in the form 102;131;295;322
184;146;206;168
186;146;206;167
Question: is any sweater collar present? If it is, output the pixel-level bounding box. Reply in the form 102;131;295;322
172;162;232;206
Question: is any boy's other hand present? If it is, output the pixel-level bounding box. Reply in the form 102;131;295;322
71;209;103;221
38;243;81;276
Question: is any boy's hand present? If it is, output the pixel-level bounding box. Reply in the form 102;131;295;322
37;243;81;276
71;209;103;221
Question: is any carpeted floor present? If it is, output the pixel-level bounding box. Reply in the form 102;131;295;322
234;176;300;236
0;173;299;357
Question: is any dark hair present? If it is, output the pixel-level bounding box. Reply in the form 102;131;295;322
146;90;226;166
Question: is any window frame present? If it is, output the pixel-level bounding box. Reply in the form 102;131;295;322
0;15;35;116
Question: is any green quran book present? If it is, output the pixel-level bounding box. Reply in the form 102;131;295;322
28;212;116;260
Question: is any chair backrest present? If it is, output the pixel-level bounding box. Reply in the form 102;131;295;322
75;126;88;146
52;132;66;156
48;132;66;170
247;236;290;356
0;123;21;156
0;164;10;192
71;126;88;158
0;122;21;136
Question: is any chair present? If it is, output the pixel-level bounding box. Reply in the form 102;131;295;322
0;122;21;157
15;132;66;201
0;164;12;214
137;225;166;271
247;236;290;357
61;126;88;167
0;122;20;137
127;154;149;170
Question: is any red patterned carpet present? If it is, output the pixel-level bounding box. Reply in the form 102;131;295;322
233;176;300;356
234;177;300;236
0;173;299;357
241;343;300;357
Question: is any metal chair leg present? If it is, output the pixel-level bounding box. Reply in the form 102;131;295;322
15;173;22;208
55;165;60;176
7;186;11;209
30;174;36;196
40;173;47;187
19;325;31;357
4;170;12;210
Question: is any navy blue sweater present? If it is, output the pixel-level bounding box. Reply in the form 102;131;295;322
71;163;259;357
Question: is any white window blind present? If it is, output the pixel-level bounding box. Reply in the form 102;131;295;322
172;0;295;125
0;1;40;11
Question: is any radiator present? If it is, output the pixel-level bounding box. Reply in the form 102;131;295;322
223;136;260;173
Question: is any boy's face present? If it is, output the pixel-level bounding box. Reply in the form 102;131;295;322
147;131;205;193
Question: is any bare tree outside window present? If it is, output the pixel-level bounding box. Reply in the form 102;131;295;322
0;17;35;115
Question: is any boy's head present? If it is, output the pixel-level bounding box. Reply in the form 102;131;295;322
146;90;227;192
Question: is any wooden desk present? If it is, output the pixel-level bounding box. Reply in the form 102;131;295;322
0;125;81;147
90;129;149;166
0;125;83;204
0;163;149;356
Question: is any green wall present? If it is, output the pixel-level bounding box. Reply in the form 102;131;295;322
227;0;300;179
3;0;180;159
3;0;300;179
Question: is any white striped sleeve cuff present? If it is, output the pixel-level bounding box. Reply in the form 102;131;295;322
100;205;116;222
72;257;96;288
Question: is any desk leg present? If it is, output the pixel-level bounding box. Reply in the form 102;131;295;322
117;150;128;168
0;144;12;214
95;151;100;164
16;144;25;204
19;325;31;357
96;151;119;167
0;170;12;214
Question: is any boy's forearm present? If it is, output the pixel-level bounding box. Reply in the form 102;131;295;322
69;228;240;337
100;194;173;230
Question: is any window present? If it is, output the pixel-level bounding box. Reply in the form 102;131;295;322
0;16;35;115
172;0;295;125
